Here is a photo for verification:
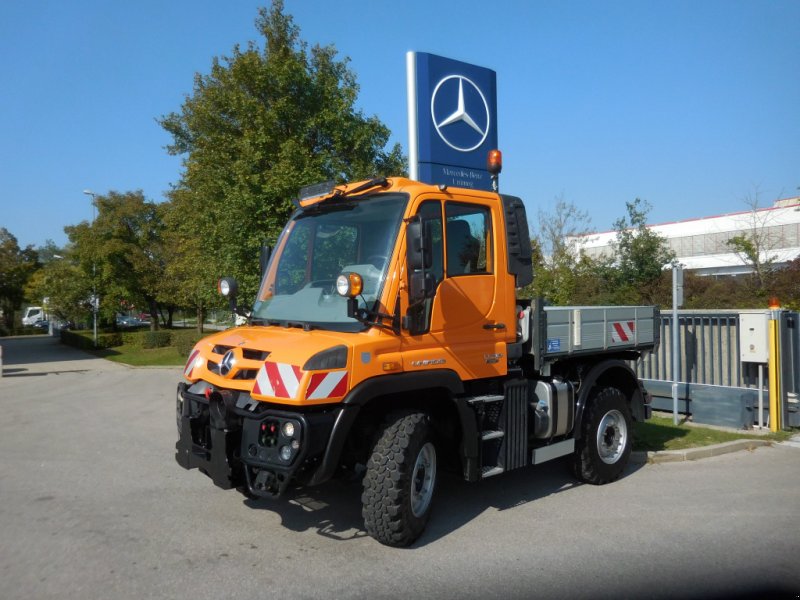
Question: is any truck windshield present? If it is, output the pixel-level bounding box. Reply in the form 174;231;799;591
252;193;408;332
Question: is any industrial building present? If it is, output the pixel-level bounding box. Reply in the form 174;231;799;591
575;196;800;276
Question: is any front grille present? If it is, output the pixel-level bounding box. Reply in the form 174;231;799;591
243;349;269;361
212;345;233;355
234;369;258;380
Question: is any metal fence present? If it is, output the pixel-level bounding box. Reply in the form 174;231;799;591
634;309;799;428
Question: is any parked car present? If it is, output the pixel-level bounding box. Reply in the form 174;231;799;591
116;316;146;328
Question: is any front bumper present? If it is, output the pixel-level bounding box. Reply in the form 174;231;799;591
175;382;337;497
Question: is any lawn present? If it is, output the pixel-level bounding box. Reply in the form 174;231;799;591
93;344;187;367
633;413;792;451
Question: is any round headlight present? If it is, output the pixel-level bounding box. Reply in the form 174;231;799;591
282;422;295;438
335;272;363;298
279;445;293;461
335;274;351;297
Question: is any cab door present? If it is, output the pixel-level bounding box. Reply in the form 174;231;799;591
400;196;514;380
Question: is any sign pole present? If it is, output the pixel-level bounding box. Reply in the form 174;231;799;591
672;265;683;425
405;51;419;181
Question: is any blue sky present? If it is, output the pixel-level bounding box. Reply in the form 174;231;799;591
1;0;798;249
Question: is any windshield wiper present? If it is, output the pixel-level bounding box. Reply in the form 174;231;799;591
285;320;316;331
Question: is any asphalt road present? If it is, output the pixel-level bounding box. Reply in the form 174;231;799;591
1;336;798;599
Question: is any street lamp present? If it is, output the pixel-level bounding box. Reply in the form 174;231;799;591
83;189;98;348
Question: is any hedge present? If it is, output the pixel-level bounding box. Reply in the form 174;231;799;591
60;327;204;355
60;329;123;349
142;330;171;349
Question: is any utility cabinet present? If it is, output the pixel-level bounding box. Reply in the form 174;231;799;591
739;311;769;364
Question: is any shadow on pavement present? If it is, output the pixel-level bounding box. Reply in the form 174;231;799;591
239;457;645;547
0;335;98;366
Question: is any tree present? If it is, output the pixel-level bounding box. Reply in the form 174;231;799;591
25;248;92;325
65;191;170;330
605;198;676;305
726;187;781;295
526;197;597;305
772;257;800;310
0;228;39;330
159;0;405;309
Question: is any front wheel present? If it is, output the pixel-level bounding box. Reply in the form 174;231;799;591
573;386;632;485
362;411;437;547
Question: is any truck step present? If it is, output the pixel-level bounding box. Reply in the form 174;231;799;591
481;466;504;478
481;430;505;441
467;394;504;404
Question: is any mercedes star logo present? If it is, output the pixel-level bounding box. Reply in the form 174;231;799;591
219;350;236;377
430;75;490;152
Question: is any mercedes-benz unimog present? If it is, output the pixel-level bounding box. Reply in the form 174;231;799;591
176;171;657;546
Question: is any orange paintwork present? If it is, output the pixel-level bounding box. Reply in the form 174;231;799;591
185;178;519;406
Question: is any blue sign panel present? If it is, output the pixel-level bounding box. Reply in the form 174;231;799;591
407;52;498;191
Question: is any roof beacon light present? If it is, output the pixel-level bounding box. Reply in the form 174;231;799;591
487;149;502;193
487;149;502;175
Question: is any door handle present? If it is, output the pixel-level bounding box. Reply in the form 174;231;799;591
483;323;506;330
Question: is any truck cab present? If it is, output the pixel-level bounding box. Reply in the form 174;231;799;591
176;177;656;546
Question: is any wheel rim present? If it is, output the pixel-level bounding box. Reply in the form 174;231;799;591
410;442;436;518
596;409;628;465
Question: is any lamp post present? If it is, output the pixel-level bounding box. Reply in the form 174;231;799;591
83;189;98;348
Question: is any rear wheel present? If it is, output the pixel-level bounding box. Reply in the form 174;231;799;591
361;411;437;547
573;386;632;485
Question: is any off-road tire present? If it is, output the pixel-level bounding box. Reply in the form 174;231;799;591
361;411;437;547
573;386;632;485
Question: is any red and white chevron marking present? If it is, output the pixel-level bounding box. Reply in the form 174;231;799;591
611;321;635;343
184;349;200;379
306;371;348;400
252;361;349;400
253;361;302;399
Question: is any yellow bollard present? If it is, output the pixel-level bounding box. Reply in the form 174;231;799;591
767;299;781;432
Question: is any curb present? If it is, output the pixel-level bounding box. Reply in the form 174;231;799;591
630;439;773;464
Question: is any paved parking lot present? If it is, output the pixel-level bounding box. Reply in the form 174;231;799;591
1;336;798;599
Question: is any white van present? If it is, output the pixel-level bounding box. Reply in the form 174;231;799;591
22;306;45;326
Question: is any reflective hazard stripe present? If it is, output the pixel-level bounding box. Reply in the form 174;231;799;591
253;361;302;399
252;361;349;400
306;371;348;400
184;349;200;378
611;321;635;343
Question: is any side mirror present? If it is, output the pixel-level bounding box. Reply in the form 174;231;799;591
406;219;432;271
409;271;436;304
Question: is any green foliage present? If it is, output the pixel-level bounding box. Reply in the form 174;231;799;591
0;228;40;329
142;330;172;349
170;329;203;355
526;198;597;305
60;329;123;350
159;0;406;307
64;191;169;329
25;245;93;325
603;198;676;305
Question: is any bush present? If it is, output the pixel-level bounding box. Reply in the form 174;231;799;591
171;329;202;356
60;330;123;350
121;331;144;347
142;330;171;349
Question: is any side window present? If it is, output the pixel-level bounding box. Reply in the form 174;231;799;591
445;203;491;276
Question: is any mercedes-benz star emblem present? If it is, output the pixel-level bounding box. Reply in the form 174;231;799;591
431;75;490;152
219;350;236;377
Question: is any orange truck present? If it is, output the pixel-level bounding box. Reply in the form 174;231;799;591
176;174;657;546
